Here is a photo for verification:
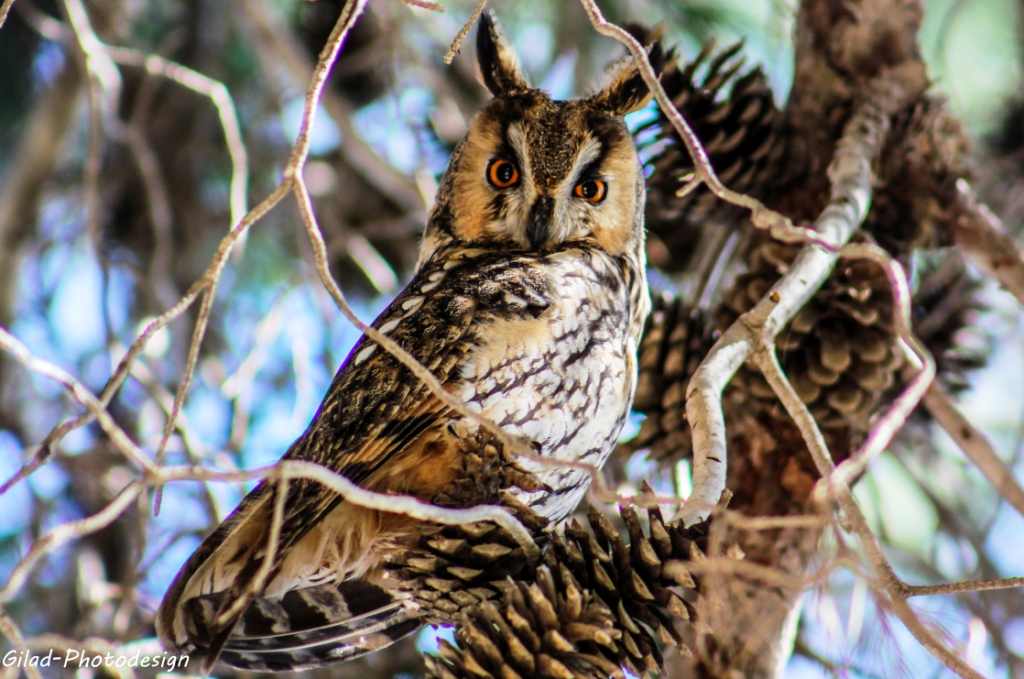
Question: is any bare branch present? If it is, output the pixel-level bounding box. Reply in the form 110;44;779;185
444;0;487;64
63;0;122;246
0;0;15;30
905;577;1024;598
153;461;540;556
153;287;215;509
0;610;42;679
395;0;445;11
756;347;984;679
673;69;920;526
123;353;224;521
953;180;1024;307
235;0;425;213
279;460;540;558
923;382;1024;518
209;475;288;660
0;327;157;480
0;454;541;610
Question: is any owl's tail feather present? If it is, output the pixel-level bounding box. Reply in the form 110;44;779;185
183;579;422;672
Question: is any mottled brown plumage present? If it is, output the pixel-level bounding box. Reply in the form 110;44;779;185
157;13;659;672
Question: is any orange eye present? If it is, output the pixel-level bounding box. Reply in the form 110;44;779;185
487;159;520;188
574;179;606;203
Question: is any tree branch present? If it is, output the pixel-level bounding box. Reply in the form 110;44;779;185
953;179;1024;307
756;347;984;679
923;381;1024;518
0;0;15;30
674;68;923;526
905;577;1024;598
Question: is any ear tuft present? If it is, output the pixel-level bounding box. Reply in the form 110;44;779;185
588;39;665;116
476;11;530;97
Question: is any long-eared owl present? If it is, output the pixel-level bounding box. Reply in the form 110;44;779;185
157;12;659;671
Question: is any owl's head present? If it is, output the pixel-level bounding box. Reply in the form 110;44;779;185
422;13;662;263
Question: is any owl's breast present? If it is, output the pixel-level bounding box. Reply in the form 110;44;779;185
458;251;641;521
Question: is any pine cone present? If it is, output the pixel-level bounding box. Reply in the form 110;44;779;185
718;237;901;433
640;42;785;273
390;494;549;624
395;494;717;679
629;294;717;462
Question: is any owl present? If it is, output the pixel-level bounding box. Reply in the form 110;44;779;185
157;13;660;672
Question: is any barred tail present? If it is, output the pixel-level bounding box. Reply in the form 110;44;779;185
184;579;422;672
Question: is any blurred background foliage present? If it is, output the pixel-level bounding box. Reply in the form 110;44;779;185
0;0;1022;677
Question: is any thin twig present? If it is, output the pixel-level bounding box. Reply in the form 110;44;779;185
577;0;800;243
153;287;215;511
211;475;288;632
235;0;424;213
11;12;250;254
9;4;248;493
124;353;223;521
0;327;157;477
923;382;1024;518
63;0;122;246
280;460;540;558
397;0;445;10
722;512;832;531
151;462;540;554
444;0;486;64
11;278;211;491
0;610;42;679
0;454;543;608
904;577;1024;598
1;178;288;494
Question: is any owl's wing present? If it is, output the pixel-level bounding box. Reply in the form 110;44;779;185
156;251;550;669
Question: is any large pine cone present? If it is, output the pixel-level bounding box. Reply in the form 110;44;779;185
722;238;901;432
392;496;719;679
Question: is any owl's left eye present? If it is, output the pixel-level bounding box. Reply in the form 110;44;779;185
487;159;520;188
574;179;607;204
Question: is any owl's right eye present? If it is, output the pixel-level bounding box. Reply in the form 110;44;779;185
487;159;520;188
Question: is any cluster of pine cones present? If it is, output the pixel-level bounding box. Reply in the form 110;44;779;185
384;432;717;679
411;42;989;679
394;499;714;679
632;44;988;491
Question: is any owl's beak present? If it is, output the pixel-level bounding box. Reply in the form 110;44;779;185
526;196;553;250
